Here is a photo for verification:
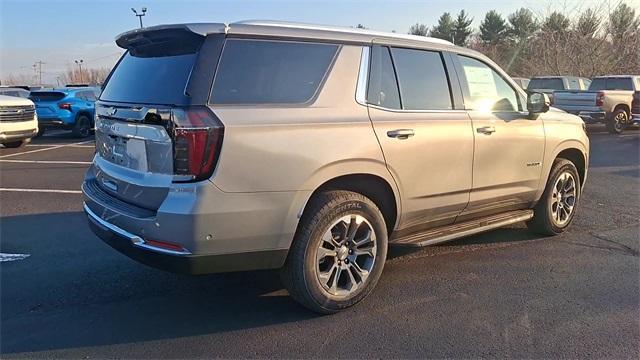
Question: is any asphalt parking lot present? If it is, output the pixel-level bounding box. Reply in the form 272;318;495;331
1;127;638;358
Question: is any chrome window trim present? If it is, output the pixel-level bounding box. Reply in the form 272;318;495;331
367;103;467;114
355;45;370;106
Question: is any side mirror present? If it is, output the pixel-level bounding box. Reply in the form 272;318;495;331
527;92;550;115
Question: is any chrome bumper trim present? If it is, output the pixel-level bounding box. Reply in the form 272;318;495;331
84;202;192;256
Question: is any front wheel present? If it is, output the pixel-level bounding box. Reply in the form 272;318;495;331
606;108;628;134
2;140;27;148
528;159;581;235
281;190;388;314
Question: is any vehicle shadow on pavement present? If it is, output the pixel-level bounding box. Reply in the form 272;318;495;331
388;227;542;259
0;211;316;354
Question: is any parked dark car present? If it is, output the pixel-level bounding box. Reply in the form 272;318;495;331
29;87;100;137
528;76;591;104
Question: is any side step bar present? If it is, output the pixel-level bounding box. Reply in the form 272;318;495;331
390;209;534;247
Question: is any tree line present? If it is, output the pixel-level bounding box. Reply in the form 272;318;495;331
407;2;640;78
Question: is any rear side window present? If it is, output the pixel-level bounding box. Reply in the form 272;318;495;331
589;78;634;91
367;46;401;109
390;48;452;110
211;39;338;104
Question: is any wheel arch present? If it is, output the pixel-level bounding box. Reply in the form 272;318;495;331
613;103;631;116
556;148;586;186
308;173;399;235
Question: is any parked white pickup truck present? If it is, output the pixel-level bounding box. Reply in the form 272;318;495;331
0;94;39;148
553;75;640;134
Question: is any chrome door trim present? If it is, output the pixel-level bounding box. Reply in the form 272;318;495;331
355;45;370;106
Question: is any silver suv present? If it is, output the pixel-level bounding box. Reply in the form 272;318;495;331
83;21;589;313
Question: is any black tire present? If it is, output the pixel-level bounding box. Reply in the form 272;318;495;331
72;115;91;138
35;128;45;138
281;190;388;314
2;140;26;148
527;159;581;235
605;108;629;134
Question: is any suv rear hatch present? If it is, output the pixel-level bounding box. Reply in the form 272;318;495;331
89;26;225;212
30;91;67;118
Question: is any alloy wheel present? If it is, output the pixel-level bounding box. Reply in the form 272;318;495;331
550;171;577;226
315;214;377;297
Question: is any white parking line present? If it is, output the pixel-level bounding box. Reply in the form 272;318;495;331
0;188;82;194
0;140;94;159
0;253;30;262
26;144;95;148
0;159;92;165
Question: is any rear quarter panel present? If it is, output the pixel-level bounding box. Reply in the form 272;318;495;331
210;45;400;243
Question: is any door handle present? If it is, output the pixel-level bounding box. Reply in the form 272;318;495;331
476;126;496;135
387;129;415;139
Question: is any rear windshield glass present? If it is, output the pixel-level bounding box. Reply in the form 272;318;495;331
100;51;197;105
588;78;634;91
211;39;338;104
528;78;564;90
29;92;65;102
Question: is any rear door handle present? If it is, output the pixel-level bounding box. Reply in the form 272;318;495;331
476;126;496;135
387;129;415;139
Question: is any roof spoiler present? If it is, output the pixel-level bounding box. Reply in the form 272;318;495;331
115;23;227;50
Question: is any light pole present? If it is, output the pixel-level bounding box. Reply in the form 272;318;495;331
75;59;84;83
131;7;147;28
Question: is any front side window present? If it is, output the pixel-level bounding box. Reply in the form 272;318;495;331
390;47;452;110
211;39;338;105
458;55;520;112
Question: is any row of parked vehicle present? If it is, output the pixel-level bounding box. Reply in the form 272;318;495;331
513;75;640;134
0;85;100;147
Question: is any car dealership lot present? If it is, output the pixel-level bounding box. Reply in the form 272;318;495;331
1;127;638;358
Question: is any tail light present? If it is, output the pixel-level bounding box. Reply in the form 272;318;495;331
632;97;639;111
58;103;72;111
596;92;605;107
171;107;224;182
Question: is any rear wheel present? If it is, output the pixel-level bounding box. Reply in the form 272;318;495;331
528;159;580;235
72;115;91;138
606;108;628;134
2;140;26;148
281;190;388;314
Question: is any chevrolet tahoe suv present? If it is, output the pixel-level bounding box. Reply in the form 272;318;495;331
83;21;589;313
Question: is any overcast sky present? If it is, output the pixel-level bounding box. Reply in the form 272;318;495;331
0;0;633;84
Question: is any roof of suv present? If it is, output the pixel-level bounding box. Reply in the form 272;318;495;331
116;20;458;51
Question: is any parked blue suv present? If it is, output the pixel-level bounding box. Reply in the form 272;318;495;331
30;87;100;138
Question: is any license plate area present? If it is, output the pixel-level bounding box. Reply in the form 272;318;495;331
105;136;148;172
95;118;173;174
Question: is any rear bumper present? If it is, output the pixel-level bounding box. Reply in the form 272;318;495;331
84;203;287;274
81;159;303;274
632;113;640;124
577;111;606;123
0;128;37;143
38;118;72;129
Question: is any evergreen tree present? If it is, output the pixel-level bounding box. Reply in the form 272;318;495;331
408;23;429;36
453;10;473;45
542;12;570;33
508;8;539;41
480;10;508;44
429;12;455;42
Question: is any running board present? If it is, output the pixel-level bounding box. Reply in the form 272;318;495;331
390;209;534;247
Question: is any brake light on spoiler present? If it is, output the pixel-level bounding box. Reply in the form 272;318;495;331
171;107;224;182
